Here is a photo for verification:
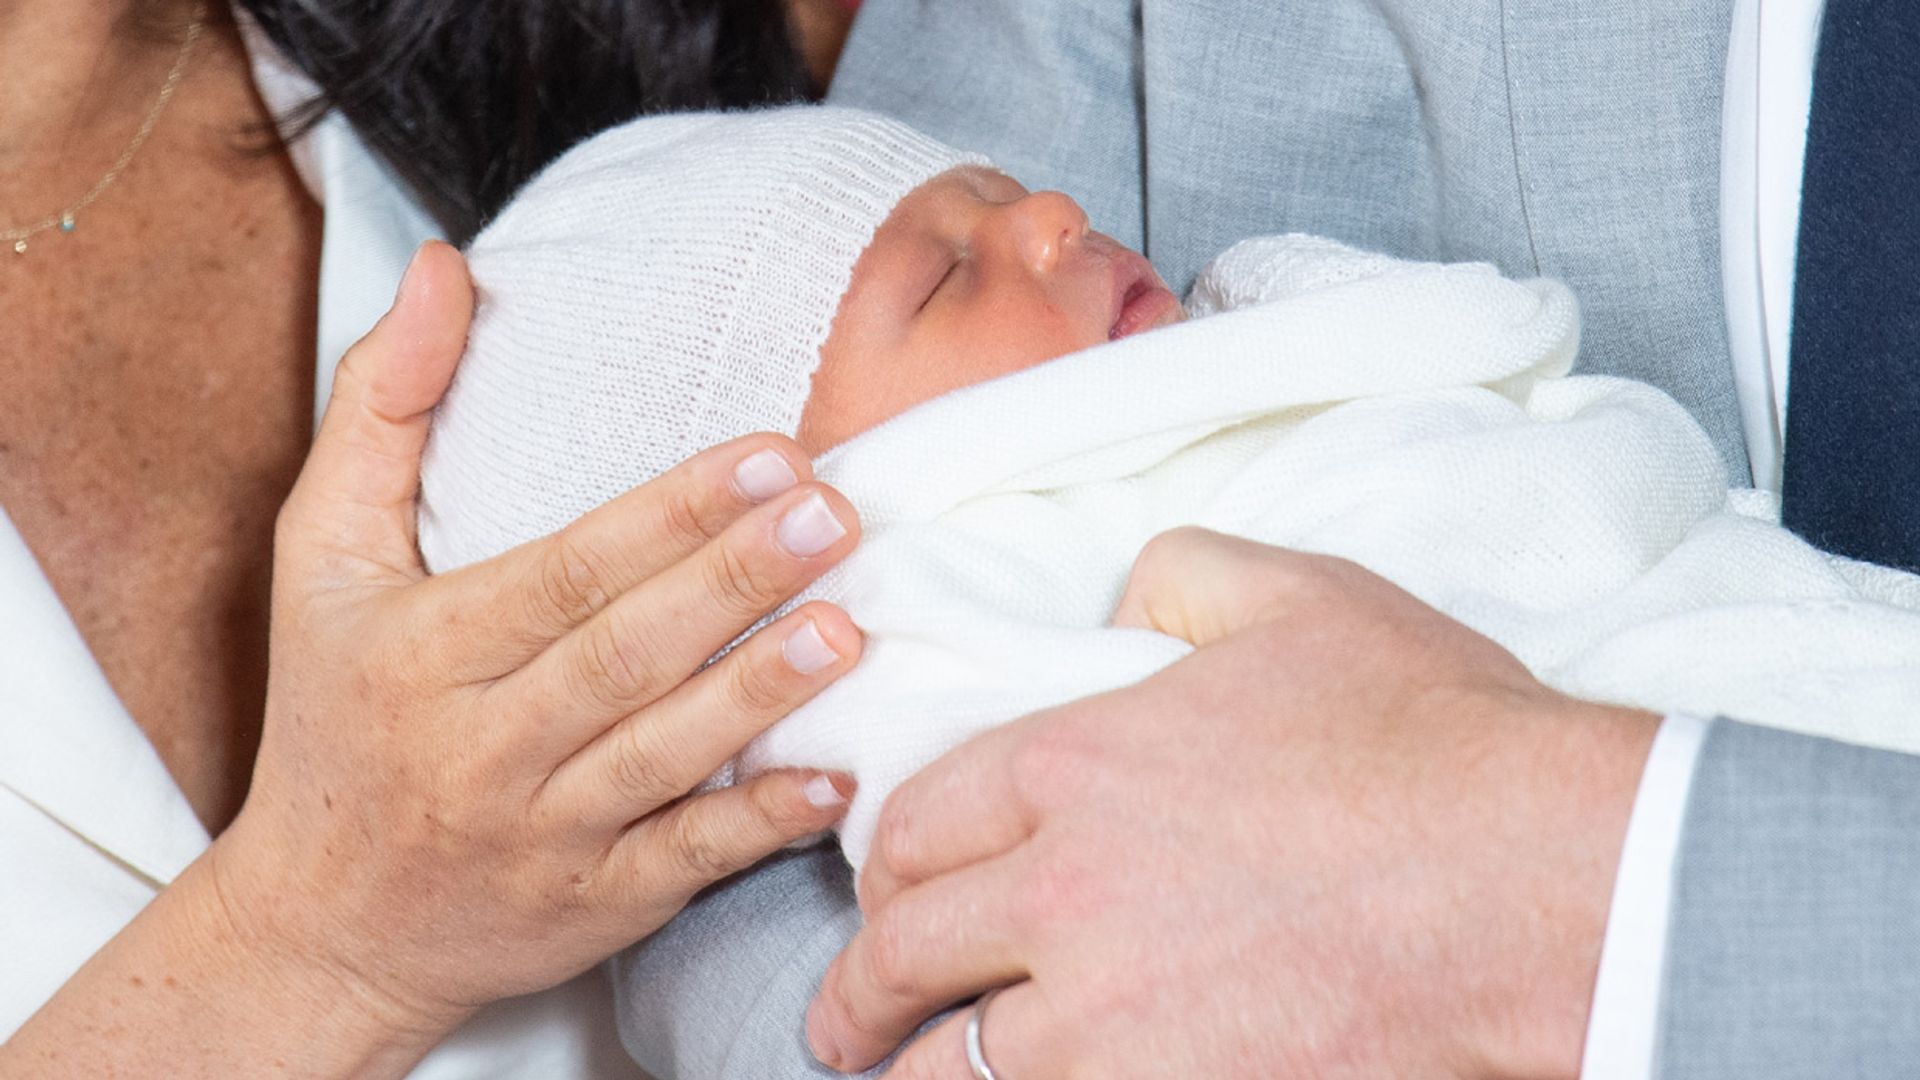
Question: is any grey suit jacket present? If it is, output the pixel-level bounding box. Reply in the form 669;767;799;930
613;4;1920;1076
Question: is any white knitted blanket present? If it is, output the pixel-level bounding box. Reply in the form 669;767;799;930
737;235;1920;870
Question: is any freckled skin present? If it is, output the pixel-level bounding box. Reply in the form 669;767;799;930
798;168;1181;454
0;6;322;835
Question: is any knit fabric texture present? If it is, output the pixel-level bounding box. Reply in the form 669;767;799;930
418;106;987;572
735;235;1920;869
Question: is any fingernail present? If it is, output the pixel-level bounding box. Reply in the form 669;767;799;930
805;999;844;1065
804;774;851;809
733;448;800;503
394;242;431;304
777;493;848;558
783;618;841;675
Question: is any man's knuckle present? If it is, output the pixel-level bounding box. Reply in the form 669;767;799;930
861;910;923;1000
890;1048;937;1080
822;958;887;1042
1125;532;1178;595
1010;724;1098;806
872;801;921;878
1142;525;1208;563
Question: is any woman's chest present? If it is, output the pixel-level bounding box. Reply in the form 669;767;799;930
0;146;321;830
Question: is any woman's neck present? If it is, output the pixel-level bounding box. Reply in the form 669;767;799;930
0;0;207;162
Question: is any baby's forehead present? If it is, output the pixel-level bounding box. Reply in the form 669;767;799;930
861;166;1028;254
904;165;1028;207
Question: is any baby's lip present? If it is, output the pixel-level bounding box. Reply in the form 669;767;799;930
1107;246;1182;342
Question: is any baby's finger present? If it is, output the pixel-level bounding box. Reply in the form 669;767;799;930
502;482;860;759
421;434;814;680
544;602;862;825
606;768;855;911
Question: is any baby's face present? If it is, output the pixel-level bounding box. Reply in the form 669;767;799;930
798;168;1183;453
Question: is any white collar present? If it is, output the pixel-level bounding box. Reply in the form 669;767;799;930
0;511;211;886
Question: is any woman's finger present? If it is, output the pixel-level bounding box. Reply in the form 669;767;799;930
605;768;855;908
420;434;815;678
504;481;860;755
545;601;862;824
808;855;1036;1072
876;982;1061;1080
282;241;472;589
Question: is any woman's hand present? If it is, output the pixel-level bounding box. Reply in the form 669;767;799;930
2;243;864;1077
806;528;1658;1079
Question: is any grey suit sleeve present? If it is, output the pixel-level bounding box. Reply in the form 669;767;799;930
1659;720;1920;1078
827;0;1148;254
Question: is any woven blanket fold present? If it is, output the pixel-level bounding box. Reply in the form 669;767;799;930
737;235;1920;871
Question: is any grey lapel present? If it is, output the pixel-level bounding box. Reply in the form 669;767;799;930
1142;0;1440;291
1500;0;1747;474
1142;0;1748;473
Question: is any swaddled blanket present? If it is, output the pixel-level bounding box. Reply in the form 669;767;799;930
744;235;1920;870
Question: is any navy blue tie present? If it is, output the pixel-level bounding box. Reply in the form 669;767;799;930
1780;0;1920;572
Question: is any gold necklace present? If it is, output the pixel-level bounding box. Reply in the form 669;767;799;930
3;3;207;256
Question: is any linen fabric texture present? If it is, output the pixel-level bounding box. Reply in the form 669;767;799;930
417;106;986;573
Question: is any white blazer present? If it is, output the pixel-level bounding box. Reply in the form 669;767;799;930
0;18;642;1077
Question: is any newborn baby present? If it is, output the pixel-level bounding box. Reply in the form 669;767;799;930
801;162;1183;452
420;105;1180;574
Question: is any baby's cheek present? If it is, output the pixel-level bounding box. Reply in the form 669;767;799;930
967;294;1107;376
798;358;904;455
798;294;1101;453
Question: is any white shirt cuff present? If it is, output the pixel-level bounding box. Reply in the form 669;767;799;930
1579;713;1712;1080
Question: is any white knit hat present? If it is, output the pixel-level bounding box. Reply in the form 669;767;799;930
417;106;988;572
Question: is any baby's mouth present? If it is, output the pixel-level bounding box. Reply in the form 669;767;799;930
1108;251;1184;342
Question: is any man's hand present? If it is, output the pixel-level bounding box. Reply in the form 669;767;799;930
806;528;1660;1078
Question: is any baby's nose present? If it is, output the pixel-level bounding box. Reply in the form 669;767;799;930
1005;191;1091;273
